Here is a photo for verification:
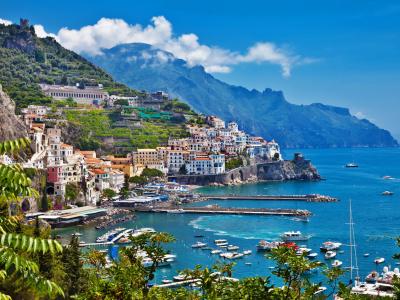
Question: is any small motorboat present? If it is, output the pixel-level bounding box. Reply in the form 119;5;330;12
345;163;358;168
331;260;343;267
211;249;222;254
364;253;370;257
191;242;207;248
227;245;240;251
374;257;385;264
245;262;252;265
281;231;309;241
243;250;252;255
173;274;188;281
383;175;394;180
72;232;82;236
320;241;342;252
382;191;394;196
162;279;173;284
307;252;318;259
325;251;337;259
214;239;228;244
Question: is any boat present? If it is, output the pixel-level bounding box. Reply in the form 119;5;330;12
383;175;394;180
220;252;244;260
281;231;309;241
364;253;370;257
296;247;312;256
162;279;173;284
320;241;342;252
72;232;82;236
227;245;240;251
191;242;207;248
365;271;378;284
332;260;343;267
382;191;394;196
166;209;185;213
214;239;228;244
307;252;318;259
325;251;337;259
211;249;222;254
245;262;252;265
243;250;252;255
346;163;358;168
173;274;188;281
374;257;385;264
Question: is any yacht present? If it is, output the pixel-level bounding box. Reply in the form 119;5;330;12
325;251;337;259
227;245;240;251
307;252;318;259
281;231;309;241
220;252;244;260
257;240;283;251
382;191;394;196
374;257;385;264
191;241;207;248
211;249;222;254
346;163;358;168
320;241;342;252
332;260;343;267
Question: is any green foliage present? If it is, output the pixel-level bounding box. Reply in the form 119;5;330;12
0;137;64;299
141;168;164;178
102;188;117;200
129;176;148;186
65;182;79;203
62;235;85;297
0;24;139;110
114;99;129;106
225;157;243;170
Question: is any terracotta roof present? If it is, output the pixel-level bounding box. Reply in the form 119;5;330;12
91;169;106;175
61;143;73;148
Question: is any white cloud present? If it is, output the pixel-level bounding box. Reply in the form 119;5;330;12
34;24;57;38
0;18;12;26
33;16;313;76
354;111;366;119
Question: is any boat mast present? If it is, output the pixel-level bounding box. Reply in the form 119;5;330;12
349;199;359;283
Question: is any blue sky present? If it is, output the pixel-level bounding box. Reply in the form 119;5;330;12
2;0;400;137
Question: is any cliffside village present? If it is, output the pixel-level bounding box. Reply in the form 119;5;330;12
1;83;282;209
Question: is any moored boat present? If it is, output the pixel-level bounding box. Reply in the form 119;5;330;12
332;260;343;267
281;231;309;241
374;257;385;264
325;251;337;259
346;163;358;168
307;252;318;259
256;240;283;251
192;241;207;248
227;245;239;251
320;241;342;252
243;250;252;255
382;191;394;196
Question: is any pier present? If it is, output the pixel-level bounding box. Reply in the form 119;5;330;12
136;206;311;217
204;194;337;202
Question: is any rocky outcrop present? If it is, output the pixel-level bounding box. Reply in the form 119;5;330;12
169;153;320;186
2;28;36;55
0;84;27;142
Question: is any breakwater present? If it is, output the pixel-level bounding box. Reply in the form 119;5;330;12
136;206;311;217
205;194;337;202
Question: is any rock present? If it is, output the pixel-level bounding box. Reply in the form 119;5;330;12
0;84;27;142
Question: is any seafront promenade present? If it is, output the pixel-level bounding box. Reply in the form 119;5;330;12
204;194;337;202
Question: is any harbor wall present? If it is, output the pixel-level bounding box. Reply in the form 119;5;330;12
168;154;320;186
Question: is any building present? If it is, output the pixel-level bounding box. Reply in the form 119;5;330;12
109;170;125;192
133;149;161;168
167;150;190;173
40;84;109;105
206;116;225;129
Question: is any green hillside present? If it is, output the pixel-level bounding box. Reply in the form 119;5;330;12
0;22;140;110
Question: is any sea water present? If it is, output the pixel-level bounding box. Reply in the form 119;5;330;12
56;148;400;284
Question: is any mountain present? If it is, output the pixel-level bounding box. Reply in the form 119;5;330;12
88;43;398;148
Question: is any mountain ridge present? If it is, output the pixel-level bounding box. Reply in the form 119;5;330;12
88;43;398;148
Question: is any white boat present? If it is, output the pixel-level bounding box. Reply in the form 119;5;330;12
332;260;343;267
320;241;342;252
307;252;318;259
192;241;207;248
346;163;358;168
227;245;240;251
173;274;188;281
211;249;222;254
220;252;244;260
243;250;252;255
296;247;312;255
325;251;337;259
383;176;394;180
364;253;370;257
166;209;185;213
281;231;309;241
374;257;385;264
382;191;394;196
72;232;82;236
162;279;173;284
257;240;283;251
214;239;228;245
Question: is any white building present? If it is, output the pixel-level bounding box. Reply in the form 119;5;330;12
40;84;109;105
109;170;125;192
167;150;189;173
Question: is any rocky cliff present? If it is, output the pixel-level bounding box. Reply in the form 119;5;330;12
169;154;320;186
0;84;27;142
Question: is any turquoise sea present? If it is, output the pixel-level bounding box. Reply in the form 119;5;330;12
56;148;400;284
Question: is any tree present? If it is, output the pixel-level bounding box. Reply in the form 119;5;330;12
0;138;64;299
141;168;164;179
62;235;85;297
40;190;49;212
129;176;148;186
179;164;187;175
113;99;129;106
65;182;79;204
102;188;117;201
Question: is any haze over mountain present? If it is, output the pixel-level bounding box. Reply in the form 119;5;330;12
88;43;398;148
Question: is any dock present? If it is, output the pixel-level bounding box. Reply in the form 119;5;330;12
204;194;337;202
79;228;133;247
136;206;311;217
